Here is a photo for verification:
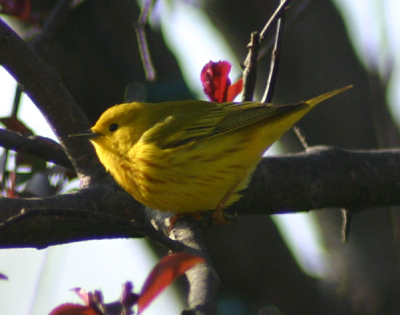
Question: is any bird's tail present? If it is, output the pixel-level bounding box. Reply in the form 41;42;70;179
306;85;353;108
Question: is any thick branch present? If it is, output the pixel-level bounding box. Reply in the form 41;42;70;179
0;180;141;248
233;146;400;214
170;220;219;314
0;18;98;180
0;129;73;170
142;211;219;314
0;174;188;251
0;147;399;249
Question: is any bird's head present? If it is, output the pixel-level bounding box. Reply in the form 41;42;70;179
70;102;145;156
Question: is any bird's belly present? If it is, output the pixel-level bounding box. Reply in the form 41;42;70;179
126;139;262;214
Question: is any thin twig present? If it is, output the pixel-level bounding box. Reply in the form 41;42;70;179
261;3;286;103
0;85;22;187
341;208;356;242
292;126;309;149
135;0;156;81
241;0;291;102
259;0;291;40
241;32;260;102
11;85;22;117
258;0;310;61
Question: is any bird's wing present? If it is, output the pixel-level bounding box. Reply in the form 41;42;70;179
211;102;306;136
155;101;306;149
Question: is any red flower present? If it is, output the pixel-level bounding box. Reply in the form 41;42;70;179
201;61;243;103
0;0;32;21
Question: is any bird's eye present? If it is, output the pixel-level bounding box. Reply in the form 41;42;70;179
109;123;119;132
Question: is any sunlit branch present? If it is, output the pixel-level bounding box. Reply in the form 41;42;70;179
241;0;291;103
0;129;73;170
135;0;156;81
241;32;259;102
261;2;286;103
259;0;291;40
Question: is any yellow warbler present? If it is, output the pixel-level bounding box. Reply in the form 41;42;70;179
72;86;351;222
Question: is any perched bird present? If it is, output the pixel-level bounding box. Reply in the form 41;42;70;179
72;86;351;223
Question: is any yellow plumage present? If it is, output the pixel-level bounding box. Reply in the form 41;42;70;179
76;86;351;221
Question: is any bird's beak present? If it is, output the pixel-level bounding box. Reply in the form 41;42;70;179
68;130;102;139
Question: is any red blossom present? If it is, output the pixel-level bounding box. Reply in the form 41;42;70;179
201;60;243;103
48;253;203;315
137;253;205;314
0;0;32;20
48;304;99;315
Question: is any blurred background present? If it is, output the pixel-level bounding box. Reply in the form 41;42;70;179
1;0;400;314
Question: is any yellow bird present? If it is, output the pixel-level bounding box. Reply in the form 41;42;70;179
72;86;351;223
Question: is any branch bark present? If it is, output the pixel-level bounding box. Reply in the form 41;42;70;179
171;220;219;314
234;146;400;214
0;146;399;249
0;129;73;170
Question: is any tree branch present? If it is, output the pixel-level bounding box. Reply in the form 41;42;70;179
233;146;400;214
0;177;188;252
0;128;73;170
0;17;98;180
0;181;140;248
135;0;156;81
241;32;259;102
241;0;290;102
259;0;291;41
261;0;286;103
0;147;399;249
171;220;219;315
